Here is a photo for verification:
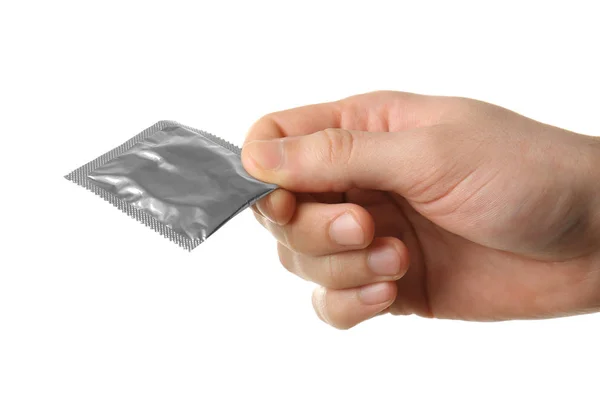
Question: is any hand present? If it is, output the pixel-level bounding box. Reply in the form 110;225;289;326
241;91;600;329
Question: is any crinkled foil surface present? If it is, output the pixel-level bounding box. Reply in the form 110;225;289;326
66;121;276;250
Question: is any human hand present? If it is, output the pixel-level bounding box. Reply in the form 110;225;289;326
241;91;600;329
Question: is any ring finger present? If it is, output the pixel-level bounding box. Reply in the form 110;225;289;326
277;237;410;289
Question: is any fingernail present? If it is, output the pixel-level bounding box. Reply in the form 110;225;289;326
245;140;283;170
367;246;401;276
358;283;394;305
329;213;364;246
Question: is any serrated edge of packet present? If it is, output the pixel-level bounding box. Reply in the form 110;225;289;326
63;120;243;252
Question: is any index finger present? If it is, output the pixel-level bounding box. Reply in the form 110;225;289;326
243;91;436;221
243;90;439;144
245;100;345;217
244;101;342;144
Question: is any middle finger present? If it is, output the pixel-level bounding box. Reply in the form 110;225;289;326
254;201;374;256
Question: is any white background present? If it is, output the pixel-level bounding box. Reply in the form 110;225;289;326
1;1;599;409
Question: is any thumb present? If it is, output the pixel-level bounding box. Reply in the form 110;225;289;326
242;128;419;193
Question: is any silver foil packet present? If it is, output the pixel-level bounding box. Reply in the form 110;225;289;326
65;121;277;251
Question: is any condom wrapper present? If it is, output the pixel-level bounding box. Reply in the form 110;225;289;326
65;121;277;251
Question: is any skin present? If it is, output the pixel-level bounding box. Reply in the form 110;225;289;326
240;91;600;329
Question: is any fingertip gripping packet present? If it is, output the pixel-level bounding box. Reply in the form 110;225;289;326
65;121;277;251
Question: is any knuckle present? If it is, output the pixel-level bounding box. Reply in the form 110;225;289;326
323;254;343;288
320;128;357;167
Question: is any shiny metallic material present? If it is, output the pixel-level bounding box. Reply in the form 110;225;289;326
65;121;277;251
